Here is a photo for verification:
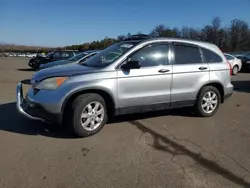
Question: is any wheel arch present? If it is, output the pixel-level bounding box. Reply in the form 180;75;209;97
61;87;116;118
196;82;225;103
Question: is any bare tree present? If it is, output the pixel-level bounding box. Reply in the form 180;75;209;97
229;19;249;51
150;25;166;37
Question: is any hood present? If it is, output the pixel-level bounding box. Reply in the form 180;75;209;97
33;63;98;81
40;60;73;69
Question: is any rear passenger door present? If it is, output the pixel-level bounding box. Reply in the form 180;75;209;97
201;48;228;83
171;42;209;107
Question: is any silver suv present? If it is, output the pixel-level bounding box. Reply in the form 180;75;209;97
17;36;233;137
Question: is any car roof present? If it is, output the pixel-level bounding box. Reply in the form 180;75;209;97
144;37;215;46
122;34;218;50
122;37;220;56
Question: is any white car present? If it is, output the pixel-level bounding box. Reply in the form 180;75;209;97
26;53;37;58
224;53;242;75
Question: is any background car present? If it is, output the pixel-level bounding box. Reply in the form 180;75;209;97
28;50;78;70
26;53;37;58
224;53;242;75
28;52;54;69
39;50;100;70
239;53;250;71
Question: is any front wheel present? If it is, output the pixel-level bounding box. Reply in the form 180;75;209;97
72;93;108;137
195;86;221;117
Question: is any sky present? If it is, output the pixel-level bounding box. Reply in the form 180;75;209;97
1;0;250;47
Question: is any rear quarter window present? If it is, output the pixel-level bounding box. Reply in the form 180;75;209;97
202;48;223;63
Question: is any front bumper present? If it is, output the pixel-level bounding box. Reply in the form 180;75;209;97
16;82;62;124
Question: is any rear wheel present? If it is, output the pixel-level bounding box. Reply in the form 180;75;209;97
195;86;221;117
71;94;108;137
232;65;239;75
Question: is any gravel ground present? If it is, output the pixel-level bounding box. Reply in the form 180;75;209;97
0;57;250;188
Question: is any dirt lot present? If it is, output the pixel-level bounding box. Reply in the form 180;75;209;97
0;57;250;188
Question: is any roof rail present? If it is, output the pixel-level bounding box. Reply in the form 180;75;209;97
123;34;151;41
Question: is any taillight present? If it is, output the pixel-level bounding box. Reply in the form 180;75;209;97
220;49;232;76
228;60;233;76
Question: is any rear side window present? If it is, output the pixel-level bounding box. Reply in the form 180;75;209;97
224;54;234;60
173;44;202;64
202;48;222;63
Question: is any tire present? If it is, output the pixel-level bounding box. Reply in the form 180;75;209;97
71;93;108;137
195;86;221;117
232;65;239;75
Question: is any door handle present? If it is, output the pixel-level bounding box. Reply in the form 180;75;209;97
158;69;170;73
199;66;208;70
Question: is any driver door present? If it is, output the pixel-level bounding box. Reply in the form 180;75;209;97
117;43;172;113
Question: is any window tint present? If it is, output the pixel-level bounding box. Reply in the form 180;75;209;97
202;48;222;63
129;44;169;67
174;44;202;64
224;54;234;60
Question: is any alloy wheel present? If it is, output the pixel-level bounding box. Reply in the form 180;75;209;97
80;101;105;131
201;91;218;114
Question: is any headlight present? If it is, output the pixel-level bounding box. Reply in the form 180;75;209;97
35;77;68;90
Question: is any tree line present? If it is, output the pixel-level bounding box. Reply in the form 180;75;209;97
64;17;250;53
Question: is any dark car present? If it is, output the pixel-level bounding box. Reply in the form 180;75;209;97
237;53;250;71
28;50;78;70
39;50;100;70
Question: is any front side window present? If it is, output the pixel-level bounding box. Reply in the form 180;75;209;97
174;44;202;64
202;48;222;63
129;44;169;67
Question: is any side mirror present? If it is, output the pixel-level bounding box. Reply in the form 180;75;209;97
121;60;141;69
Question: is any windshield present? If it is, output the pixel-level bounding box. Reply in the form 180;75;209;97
83;41;139;67
68;52;89;61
